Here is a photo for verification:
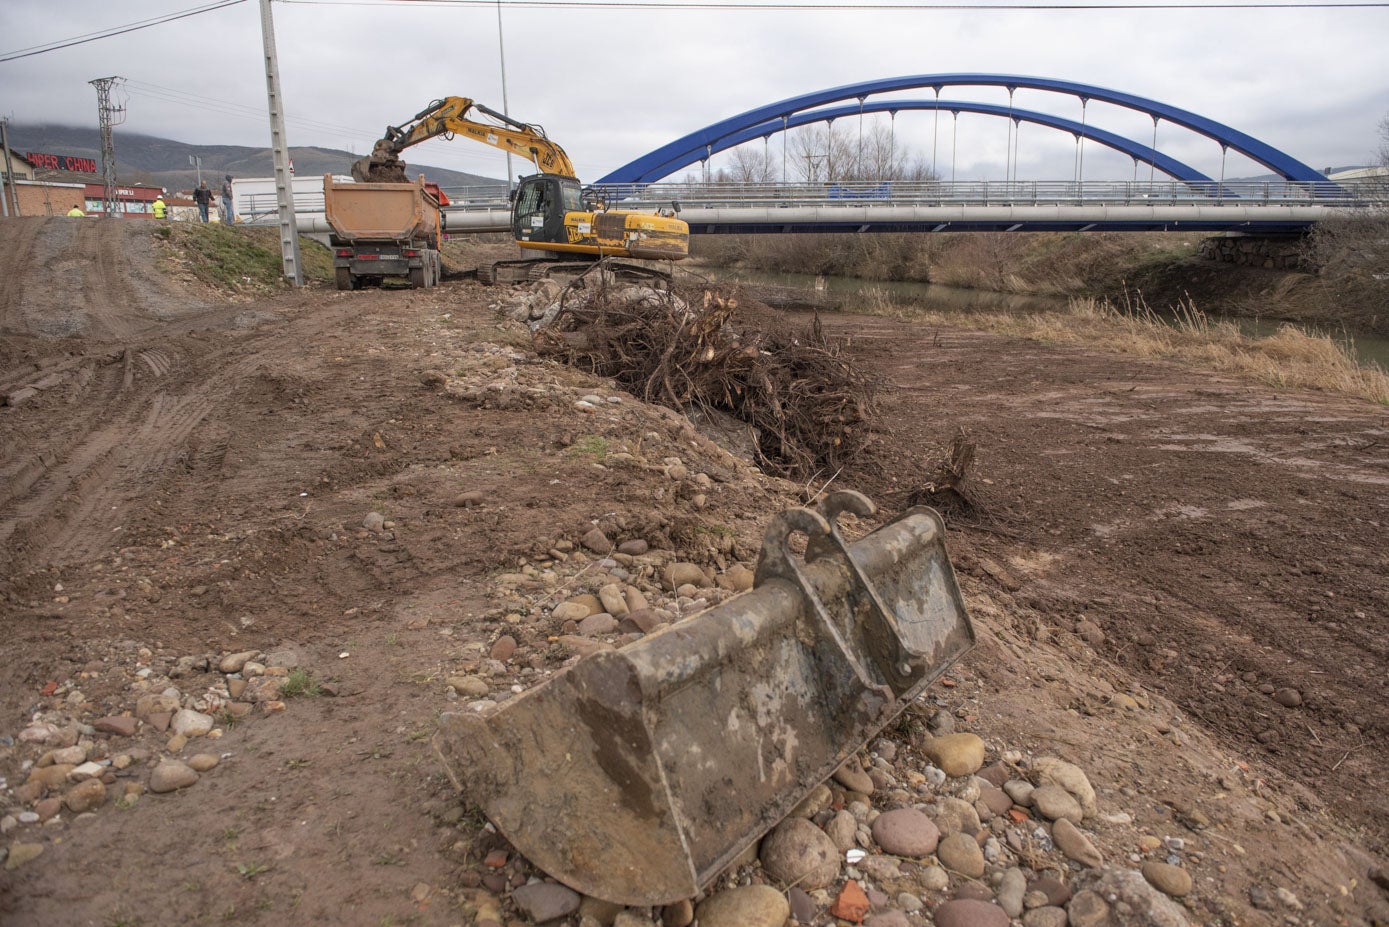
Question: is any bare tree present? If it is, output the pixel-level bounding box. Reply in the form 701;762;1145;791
1301;111;1389;334
784;122;940;183
787;123;856;182
724;144;780;183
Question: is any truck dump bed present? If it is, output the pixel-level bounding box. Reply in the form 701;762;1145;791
322;174;441;245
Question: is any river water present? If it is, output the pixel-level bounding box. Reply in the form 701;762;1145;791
713;268;1389;371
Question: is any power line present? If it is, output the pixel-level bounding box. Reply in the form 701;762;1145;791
0;0;249;63
281;0;1389;9
5;0;1378;65
5;0;1380;64
124;79;366;137
121;80;510;167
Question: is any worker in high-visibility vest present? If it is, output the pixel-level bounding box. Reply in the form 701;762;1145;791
66;206;85;217
152;195;167;220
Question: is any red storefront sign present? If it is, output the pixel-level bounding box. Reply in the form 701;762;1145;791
25;151;100;174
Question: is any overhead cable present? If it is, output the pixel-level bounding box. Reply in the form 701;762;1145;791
281;0;1389;10
0;0;249;63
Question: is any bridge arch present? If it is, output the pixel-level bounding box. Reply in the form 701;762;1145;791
597;74;1324;185
705;100;1212;184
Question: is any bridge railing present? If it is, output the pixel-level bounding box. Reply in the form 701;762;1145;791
578;179;1384;210
238;178;1387;226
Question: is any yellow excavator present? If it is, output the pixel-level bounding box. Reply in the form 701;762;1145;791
353;97;688;282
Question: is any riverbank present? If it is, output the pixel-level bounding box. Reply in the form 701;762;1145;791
689;230;1388;338
700;268;1388;405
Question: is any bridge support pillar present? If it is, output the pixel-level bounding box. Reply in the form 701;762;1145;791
1199;234;1308;271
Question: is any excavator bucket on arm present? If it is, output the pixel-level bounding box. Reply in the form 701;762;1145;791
433;491;974;906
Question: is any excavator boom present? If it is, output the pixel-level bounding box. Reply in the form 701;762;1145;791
354;97;575;182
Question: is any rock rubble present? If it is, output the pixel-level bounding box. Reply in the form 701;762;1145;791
2;642;324;861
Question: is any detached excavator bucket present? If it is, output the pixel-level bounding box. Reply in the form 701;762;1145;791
434;491;973;906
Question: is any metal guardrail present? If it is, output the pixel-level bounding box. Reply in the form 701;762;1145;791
241;180;1386;222
436;179;1388;212
242;179;1388;236
591;179;1388;210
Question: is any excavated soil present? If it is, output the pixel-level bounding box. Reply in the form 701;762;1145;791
1;219;1387;926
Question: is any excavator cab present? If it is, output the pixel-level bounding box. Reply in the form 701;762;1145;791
508;171;689;265
511;173;579;248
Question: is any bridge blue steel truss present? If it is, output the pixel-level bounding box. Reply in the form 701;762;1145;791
598;74;1327;186
702;100;1213;183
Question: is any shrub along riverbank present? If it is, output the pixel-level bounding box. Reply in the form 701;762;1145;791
901;293;1389;405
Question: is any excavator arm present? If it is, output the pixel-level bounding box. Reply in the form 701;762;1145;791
353;96;576;183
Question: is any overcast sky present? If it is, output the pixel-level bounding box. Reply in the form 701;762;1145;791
1;0;1386;185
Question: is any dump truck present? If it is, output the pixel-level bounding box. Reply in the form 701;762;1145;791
323;173;443;290
434;490;974;905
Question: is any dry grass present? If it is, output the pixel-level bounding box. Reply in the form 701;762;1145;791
871;291;1389;406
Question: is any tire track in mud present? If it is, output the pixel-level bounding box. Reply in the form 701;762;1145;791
0;355;124;513
77;218;144;341
826;311;1389;852
0;217;43;335
0;217;208;342
0;212;333;585
0;329;291;579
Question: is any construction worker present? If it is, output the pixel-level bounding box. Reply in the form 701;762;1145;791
193;181;212;222
66;205;85;217
152;195;167;220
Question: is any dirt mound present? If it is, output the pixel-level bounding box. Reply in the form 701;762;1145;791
1;273;1387;925
0;217;209;343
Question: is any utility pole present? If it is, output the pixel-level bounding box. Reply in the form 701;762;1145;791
189;154;202;187
89;76;125;218
258;0;302;285
496;0;514;191
0;117;18;217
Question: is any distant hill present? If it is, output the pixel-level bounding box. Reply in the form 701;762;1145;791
8;124;506;193
1229;166;1367;183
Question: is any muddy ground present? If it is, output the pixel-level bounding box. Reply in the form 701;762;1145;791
1;217;1387;926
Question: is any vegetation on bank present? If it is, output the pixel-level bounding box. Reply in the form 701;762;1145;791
855;289;1388;405
690;224;1389;337
691;230;1200;296
158;222;334;293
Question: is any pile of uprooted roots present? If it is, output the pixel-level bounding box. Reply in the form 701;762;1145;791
532;273;879;481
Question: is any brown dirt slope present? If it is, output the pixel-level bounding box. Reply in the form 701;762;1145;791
0;221;1387;925
0;217;211;343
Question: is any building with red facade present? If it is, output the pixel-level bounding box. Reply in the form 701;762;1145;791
2;149;168;217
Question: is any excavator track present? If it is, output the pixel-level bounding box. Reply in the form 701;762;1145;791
478;258;672;288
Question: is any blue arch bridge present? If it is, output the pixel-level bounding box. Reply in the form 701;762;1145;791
282;75;1386;236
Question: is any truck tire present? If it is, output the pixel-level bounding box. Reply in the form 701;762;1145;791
335;268;354;291
408;267;427;289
